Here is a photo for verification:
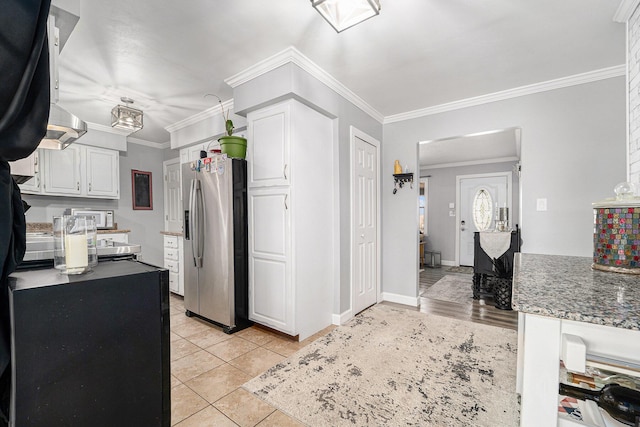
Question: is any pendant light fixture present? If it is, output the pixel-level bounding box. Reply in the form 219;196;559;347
111;97;143;132
311;0;381;32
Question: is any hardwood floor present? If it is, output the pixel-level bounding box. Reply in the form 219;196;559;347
381;266;518;330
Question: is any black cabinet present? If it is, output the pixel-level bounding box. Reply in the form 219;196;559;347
8;260;170;427
472;229;521;310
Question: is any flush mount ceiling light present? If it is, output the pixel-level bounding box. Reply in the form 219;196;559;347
311;0;381;33
111;97;143;132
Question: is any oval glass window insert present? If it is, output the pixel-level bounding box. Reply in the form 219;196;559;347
473;189;493;231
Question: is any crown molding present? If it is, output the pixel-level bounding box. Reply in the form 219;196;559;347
128;137;171;149
384;64;626;124
164;99;234;133
86;122;132;136
422;156;520;170
614;0;640;22
224;46;384;123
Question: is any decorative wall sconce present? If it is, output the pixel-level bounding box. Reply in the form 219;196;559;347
393;172;414;194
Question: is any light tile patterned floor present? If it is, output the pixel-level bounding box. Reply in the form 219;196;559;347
169;294;334;426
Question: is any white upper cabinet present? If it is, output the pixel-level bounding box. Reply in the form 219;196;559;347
20;144;120;199
84;146;119;198
10;151;41;194
42;145;82;195
247;103;290;188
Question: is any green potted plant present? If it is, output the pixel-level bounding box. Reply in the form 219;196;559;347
208;94;247;159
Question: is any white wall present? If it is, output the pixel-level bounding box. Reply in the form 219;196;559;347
382;77;626;301
22;142;167;267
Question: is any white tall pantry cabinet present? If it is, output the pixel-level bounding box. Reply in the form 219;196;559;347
247;99;334;340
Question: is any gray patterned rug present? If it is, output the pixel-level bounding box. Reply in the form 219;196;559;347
243;304;519;426
422;275;474;304
445;266;474;274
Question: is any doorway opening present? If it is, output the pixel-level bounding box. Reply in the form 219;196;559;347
417;127;521;312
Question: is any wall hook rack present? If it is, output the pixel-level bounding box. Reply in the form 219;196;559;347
392;173;414;194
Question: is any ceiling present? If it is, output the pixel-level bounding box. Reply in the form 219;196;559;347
419;128;521;170
56;0;626;145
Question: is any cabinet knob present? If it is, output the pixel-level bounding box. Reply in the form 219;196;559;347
77;182;79;191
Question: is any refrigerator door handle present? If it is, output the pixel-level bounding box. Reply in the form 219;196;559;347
189;179;200;268
192;179;204;268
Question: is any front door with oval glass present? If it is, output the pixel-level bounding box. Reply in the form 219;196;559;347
458;173;511;266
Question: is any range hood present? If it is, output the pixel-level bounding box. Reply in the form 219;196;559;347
40;103;87;150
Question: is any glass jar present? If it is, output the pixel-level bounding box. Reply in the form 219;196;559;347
53;215;90;274
86;217;98;268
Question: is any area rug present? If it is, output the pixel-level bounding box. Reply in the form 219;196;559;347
422;275;473;304
445;266;474;274
243;304;519;427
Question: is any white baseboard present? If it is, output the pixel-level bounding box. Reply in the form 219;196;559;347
441;260;455;266
332;308;353;325
381;292;419;307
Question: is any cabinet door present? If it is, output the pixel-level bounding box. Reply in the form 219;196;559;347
247;102;290;188
10;150;41;194
248;188;293;334
86;146;119;198
42;146;81;195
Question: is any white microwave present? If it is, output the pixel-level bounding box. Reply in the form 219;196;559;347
64;208;116;230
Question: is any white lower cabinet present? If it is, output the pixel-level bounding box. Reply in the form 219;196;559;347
163;235;184;296
248;188;292;334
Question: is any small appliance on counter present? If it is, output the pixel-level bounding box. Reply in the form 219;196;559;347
592;182;640;274
64;208;115;230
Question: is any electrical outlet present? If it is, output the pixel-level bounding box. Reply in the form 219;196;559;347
536;198;547;211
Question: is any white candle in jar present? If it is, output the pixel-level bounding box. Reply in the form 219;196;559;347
65;234;88;269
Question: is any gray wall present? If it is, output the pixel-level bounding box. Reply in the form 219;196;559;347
23;143;166;267
383;77;627;301
422;161;520;263
233;63;383;315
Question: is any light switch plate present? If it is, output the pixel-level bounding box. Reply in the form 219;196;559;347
449;203;455;209
536;198;547;211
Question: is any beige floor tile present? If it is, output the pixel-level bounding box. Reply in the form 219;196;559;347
234;326;277;346
170;331;183;343
171;312;191;328
214;388;275;427
301;325;336;344
256;410;306;427
228;347;285;378
172;349;225;382
262;335;307;358
185;363;252;404
171;383;209;426
171;338;200;361
205;337;258;362
174;405;238;427
171;374;182;388
174;318;217;338
185;327;233;349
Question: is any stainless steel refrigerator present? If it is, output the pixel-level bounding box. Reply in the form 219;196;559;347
182;157;250;333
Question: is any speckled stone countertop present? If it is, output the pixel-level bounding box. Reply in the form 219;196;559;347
160;231;183;237
512;253;640;330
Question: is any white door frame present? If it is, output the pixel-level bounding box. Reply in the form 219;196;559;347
163;158;181;231
455;171;512;266
349;126;381;320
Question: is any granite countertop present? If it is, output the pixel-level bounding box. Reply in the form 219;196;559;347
160;231;183;237
512;253;640;330
97;229;130;234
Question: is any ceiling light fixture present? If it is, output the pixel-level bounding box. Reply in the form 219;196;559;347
111;97;143;132
311;0;381;33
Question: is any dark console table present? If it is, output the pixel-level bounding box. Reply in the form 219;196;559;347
472;228;521;310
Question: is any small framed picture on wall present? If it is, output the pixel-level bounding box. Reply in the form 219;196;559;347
131;170;153;210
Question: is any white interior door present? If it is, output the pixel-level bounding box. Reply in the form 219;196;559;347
457;173;511;266
164;159;182;232
352;131;379;315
